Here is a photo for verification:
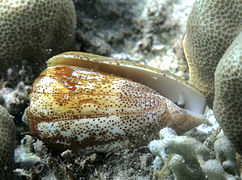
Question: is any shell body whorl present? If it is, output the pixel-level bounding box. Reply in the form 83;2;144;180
27;52;205;152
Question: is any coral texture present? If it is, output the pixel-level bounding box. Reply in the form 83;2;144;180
0;0;76;76
184;0;242;155
0;105;16;179
214;32;242;155
149;128;241;180
183;0;241;107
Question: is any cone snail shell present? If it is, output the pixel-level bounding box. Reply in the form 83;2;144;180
26;51;206;152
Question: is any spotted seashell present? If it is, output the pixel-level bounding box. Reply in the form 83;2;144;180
26;52;206;152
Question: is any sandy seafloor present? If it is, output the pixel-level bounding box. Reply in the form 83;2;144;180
0;0;241;179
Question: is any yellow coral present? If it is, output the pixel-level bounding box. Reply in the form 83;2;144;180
184;0;242;154
214;32;242;155
0;0;76;75
183;0;241;108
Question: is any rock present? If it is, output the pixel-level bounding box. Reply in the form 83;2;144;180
0;105;16;179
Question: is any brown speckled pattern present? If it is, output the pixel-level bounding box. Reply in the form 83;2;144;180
183;0;241;107
27;66;203;152
46;51;207;115
214;32;242;154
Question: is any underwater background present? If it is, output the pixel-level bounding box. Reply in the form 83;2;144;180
0;0;241;179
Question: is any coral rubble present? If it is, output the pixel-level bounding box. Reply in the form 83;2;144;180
149;128;241;180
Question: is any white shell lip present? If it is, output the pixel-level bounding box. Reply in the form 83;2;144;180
47;52;207;115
